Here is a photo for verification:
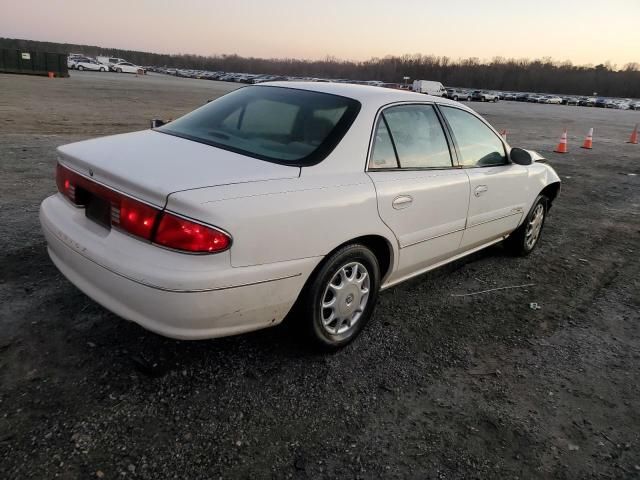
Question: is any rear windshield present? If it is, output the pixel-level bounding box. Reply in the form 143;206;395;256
158;86;361;166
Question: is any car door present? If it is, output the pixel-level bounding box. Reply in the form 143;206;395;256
367;103;470;283
439;105;530;250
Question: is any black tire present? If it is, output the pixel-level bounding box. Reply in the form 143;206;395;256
77;65;84;71
117;68;122;73
453;96;459;101
504;195;548;256
300;244;381;350
467;96;471;102
493;97;499;102
100;67;105;72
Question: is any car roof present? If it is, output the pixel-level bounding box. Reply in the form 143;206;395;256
261;81;465;110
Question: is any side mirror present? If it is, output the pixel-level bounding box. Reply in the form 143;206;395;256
510;147;533;166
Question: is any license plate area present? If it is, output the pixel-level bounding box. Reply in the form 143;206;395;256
81;188;112;229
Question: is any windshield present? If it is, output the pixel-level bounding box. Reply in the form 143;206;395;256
158;86;361;165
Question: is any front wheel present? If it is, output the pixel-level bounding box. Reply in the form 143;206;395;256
301;244;381;349
117;68;122;73
504;195;548;256
77;65;84;71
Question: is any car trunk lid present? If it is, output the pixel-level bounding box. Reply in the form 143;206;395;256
57;130;300;207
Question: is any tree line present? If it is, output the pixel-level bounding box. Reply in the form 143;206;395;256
2;37;639;97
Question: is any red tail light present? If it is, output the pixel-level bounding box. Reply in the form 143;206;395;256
111;197;159;241
155;214;231;253
56;163;79;204
56;163;231;253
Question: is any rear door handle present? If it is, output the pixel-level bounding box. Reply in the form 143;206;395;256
392;195;413;210
474;185;488;197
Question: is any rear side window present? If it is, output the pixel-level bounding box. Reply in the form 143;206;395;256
440;106;507;167
369;104;452;169
369;119;398;168
159;86;361;165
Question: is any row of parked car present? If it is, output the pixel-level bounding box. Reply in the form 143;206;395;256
67;54;144;74
446;88;639;109
126;65;640;110
148;67;408;89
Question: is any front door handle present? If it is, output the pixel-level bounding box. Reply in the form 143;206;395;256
392;195;413;210
474;185;488;197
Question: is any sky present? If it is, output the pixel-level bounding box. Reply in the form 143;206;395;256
1;0;639;67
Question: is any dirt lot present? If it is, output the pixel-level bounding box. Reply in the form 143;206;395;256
1;71;639;479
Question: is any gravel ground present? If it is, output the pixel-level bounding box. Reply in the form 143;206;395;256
1;71;639;479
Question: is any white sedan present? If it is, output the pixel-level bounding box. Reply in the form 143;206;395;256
542;96;563;104
73;58;108;72
111;61;143;74
40;83;560;348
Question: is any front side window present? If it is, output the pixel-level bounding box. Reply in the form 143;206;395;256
381;104;452;169
440;106;507;167
159;86;361;165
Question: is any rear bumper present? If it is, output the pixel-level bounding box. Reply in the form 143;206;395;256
40;194;319;340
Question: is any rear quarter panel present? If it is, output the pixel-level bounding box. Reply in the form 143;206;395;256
165;172;399;268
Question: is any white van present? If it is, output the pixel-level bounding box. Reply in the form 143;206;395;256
412;80;447;96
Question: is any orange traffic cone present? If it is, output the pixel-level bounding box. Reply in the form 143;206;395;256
554;129;568;153
499;129;508;141
628;124;638;144
581;128;593;149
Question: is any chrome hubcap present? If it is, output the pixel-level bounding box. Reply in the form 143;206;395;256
321;262;370;335
525;204;545;250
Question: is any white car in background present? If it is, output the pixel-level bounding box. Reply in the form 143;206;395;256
73;58;108;72
111;61;143;74
542;96;563;104
40;83;560;349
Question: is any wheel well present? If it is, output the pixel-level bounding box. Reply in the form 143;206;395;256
307;235;394;286
540;182;561;209
350;235;394;281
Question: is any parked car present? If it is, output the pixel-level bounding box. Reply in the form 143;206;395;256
594;98;609;108
40;83;560;349
96;56;127;68
503;92;518;101
515;93;530;102
74;58;108;72
112;61;144;74
562;97;579;105
471;90;499;102
611;100;630;110
630;101;640;111
447;89;472;101
541;96;563;104
579;97;596;107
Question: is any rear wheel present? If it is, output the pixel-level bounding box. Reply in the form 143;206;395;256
117;68;122;73
77;65;84;71
504;195;548;256
453;95;459;101
300;244;380;349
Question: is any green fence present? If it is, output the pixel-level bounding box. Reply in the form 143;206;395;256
0;49;68;77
